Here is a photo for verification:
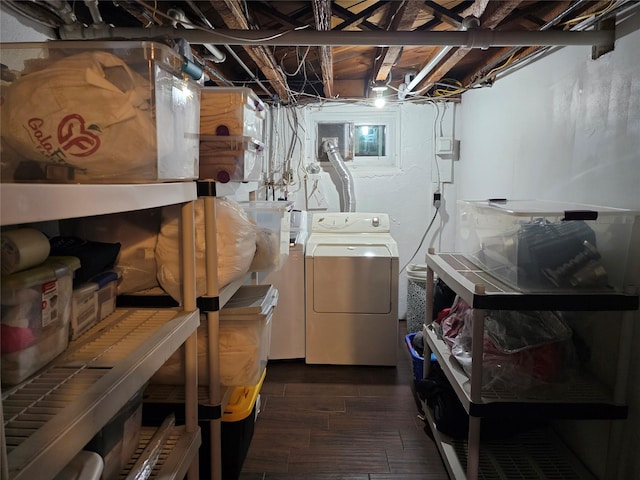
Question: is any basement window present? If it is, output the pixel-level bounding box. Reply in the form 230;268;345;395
310;107;399;172
354;124;386;157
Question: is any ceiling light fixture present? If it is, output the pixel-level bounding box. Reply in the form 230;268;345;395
371;81;388;108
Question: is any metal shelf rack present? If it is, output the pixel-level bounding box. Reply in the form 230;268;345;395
422;250;639;480
1;183;201;480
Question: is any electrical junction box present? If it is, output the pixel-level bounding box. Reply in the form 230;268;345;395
436;137;460;160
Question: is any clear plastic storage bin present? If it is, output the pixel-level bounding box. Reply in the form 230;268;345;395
150;285;277;387
219;285;277;387
70;282;99;340
0;41;201;183
240;201;293;271
199;135;264;183
200;87;266;141
458;199;637;292
1;256;80;384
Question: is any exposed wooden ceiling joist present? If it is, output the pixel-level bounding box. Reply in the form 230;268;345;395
250;2;306;28
424;0;466;29
374;0;425;82
417;0;523;94
333;1;391;30
462;1;589;87
312;0;334;98
209;0;290;101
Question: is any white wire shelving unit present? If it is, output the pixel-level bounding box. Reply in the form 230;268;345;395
1;182;201;480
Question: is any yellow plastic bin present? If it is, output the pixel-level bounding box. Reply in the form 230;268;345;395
220;368;266;479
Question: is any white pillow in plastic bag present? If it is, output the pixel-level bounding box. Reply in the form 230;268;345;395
155;197;257;303
151;319;262;386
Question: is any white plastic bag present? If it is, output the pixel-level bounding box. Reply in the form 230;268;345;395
155;198;257;303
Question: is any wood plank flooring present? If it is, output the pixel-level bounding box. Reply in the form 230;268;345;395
239;321;449;480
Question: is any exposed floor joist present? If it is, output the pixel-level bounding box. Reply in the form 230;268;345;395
313;0;334;98
209;0;290;101
417;0;522;94
374;0;425;83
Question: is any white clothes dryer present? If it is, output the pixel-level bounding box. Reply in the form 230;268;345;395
305;212;399;366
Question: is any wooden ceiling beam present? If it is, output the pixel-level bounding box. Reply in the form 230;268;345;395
312;0;334;99
251;2;307;28
334;1;391;31
415;0;523;94
423;0;465;29
209;0;289;101
373;0;424;82
462;0;593;87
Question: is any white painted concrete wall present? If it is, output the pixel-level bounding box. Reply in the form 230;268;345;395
449;17;640;480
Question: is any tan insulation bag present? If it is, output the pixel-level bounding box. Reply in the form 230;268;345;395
0;51;157;181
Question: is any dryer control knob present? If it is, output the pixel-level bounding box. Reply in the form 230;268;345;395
372;216;380;227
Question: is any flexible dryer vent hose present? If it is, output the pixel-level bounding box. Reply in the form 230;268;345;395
323;140;356;212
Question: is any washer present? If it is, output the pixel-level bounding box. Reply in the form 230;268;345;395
305;212;399;366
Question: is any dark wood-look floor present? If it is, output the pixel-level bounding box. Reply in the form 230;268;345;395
239;321;450;480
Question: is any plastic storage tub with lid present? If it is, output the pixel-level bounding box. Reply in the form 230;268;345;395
199;135;264;183
200;86;267;140
1;256;80;384
458;199;637;292
240;201;294;272
0;41;201;183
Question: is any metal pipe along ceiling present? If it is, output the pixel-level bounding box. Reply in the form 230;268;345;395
60;27;615;48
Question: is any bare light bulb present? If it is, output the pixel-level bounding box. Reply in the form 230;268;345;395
371;81;388;108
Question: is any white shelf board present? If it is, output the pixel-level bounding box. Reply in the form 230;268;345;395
3;308;199;480
1;182;197;226
120;425;201;480
426;252;639;311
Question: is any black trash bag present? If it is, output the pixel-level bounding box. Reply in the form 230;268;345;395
433;278;456;321
50;236;121;284
416;363;468;439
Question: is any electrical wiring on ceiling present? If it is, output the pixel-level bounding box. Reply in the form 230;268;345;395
135;0;311;43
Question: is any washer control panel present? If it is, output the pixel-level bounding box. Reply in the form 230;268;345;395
311;212;390;233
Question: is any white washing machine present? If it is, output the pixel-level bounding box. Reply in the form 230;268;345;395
305;212;399;366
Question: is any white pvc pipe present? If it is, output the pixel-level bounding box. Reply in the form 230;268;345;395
60;26;615;48
405;45;452;94
167;8;226;63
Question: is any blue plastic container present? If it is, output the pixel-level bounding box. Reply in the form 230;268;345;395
405;332;436;382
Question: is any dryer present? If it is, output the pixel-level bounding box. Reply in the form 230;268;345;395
305;212;399;366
